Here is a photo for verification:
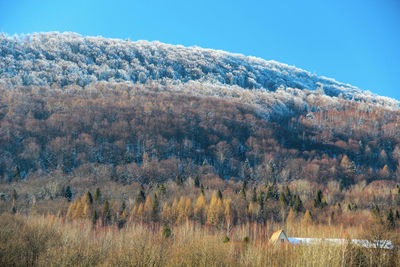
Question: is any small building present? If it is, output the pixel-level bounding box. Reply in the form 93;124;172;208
269;229;289;244
269;230;393;250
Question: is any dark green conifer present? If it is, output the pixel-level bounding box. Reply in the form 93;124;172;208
194;176;200;188
92;210;98;226
176;174;183;186
200;184;205;195
103;198;112;225
64;185;73;202
217;189;223;200
386;209;395;229
120;200;126;215
251;187;257;202
136;185;146;204
151;193;159;221
94;187;102;204
294;195;303;212
86;191;93;204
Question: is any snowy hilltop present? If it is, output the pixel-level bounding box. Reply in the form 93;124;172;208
0;32;398;108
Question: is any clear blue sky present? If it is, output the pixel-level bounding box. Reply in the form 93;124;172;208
1;0;399;100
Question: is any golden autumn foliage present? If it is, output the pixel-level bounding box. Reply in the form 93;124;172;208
194;194;207;224
302;210;313;226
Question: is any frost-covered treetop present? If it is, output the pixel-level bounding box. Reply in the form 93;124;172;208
0;32;398;107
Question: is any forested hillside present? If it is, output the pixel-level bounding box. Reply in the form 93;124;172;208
1;32;400;235
1;80;400;186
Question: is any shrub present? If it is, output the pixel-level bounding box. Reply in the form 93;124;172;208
222;235;230;243
162;226;171;238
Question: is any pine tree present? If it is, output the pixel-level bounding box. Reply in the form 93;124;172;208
120;200;126;216
279;192;288;206
162;226;171;238
240;180;247;200
267;159;277;182
92;210;98;226
257;190;265;207
217;189;223;200
313;189;326;209
266;181;279;200
64;185;73;202
294;195;303;212
136;185;146;204
284;185;292;206
257;191;265;222
200;184;205;195
386;209;395;229
151;193;159;222
251;187;257;202
240;187;246;200
86;191;93;204
103;198;112;225
175;174;183;186
194;176;200;188
94;187;102;204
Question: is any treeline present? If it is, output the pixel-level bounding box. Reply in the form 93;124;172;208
63;183;400;229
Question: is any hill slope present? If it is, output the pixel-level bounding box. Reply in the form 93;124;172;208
0;32;399;187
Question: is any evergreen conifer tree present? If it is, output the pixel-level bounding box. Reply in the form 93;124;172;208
64;185;73;202
103;198;112;225
217;189;223;200
94;187;102;204
136;185;146;204
251;187;257;202
386;209;395;229
152;193;159;222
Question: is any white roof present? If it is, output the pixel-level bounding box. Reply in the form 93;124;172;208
288;237;393;250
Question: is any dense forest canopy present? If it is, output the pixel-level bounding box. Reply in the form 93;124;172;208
0;31;400;217
0;32;400;188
